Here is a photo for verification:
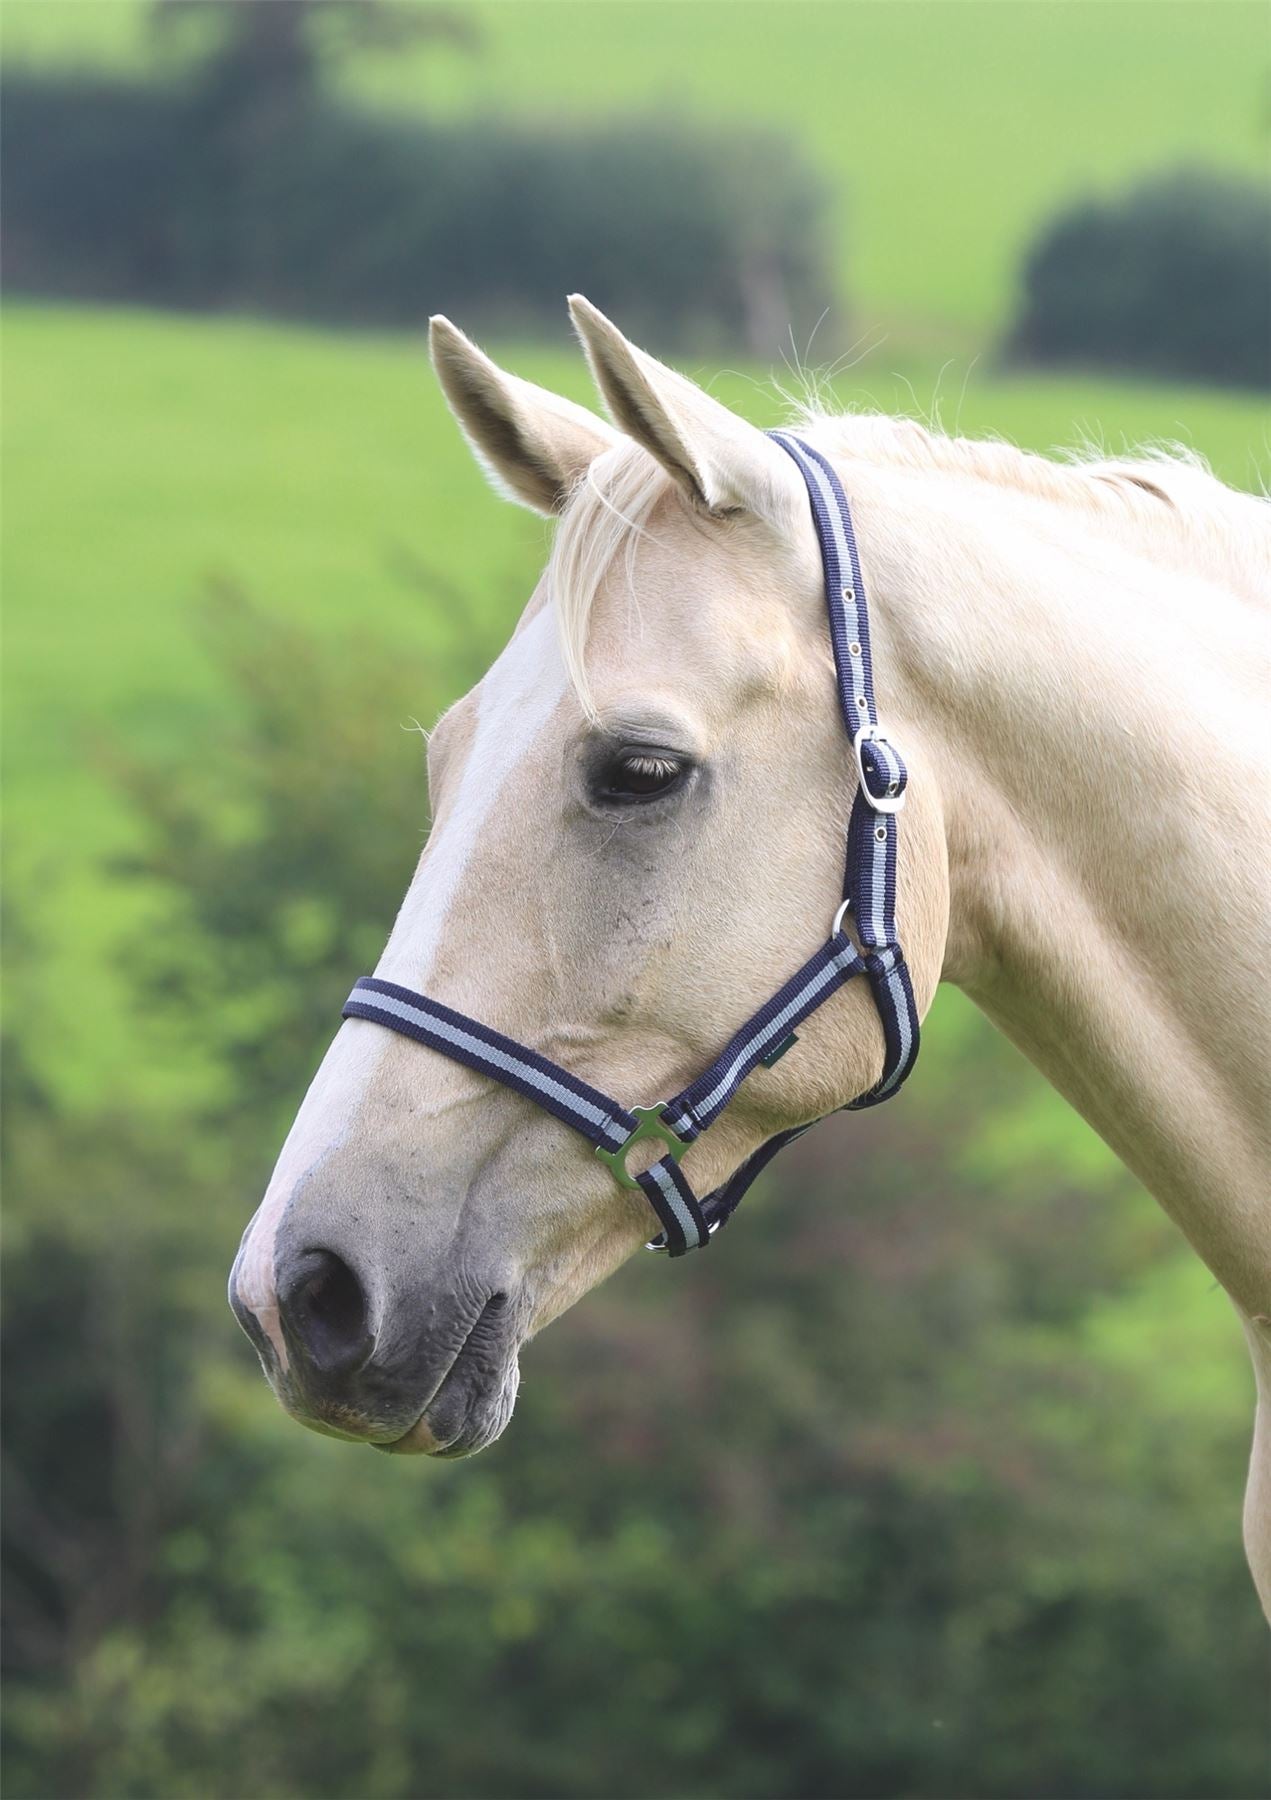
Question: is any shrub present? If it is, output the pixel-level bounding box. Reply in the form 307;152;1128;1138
0;70;832;351
1006;168;1270;388
0;76;191;304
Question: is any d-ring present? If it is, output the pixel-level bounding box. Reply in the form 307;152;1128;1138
832;898;853;937
595;1104;686;1191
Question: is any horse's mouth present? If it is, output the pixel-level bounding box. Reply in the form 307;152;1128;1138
245;1281;523;1456
366;1294;522;1457
373;1341;521;1458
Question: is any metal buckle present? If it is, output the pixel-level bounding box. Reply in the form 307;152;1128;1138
595;1104;687;1191
853;726;905;814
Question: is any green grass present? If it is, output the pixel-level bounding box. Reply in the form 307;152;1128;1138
2;1;1266;335
5;301;1268;1106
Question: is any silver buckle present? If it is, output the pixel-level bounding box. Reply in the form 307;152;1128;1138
853;726;905;815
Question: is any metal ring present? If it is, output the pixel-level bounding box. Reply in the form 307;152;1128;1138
645;1215;722;1254
595;1104;686;1191
832;897;853;937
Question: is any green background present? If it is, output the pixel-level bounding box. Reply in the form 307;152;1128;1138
4;4;1268;1797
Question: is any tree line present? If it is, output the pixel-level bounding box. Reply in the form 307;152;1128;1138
2;0;1267;381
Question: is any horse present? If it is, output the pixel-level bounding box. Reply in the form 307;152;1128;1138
230;296;1271;1611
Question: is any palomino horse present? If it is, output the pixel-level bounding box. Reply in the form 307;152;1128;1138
231;297;1271;1609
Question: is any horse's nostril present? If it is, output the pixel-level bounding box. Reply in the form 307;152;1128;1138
280;1248;372;1377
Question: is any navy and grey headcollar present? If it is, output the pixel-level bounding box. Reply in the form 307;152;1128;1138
343;433;920;1257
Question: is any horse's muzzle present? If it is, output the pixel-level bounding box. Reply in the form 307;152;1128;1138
229;1228;523;1455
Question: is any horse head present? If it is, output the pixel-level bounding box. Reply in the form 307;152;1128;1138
229;298;949;1454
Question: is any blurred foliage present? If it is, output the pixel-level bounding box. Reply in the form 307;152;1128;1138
0;65;829;353
3;595;1264;1799
99;582;440;1127
1007;168;1271;389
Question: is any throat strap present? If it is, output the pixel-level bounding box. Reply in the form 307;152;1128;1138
340;433;921;1257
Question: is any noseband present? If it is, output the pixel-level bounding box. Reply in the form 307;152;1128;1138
342;434;920;1256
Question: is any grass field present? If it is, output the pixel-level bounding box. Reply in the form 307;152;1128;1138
5;301;1269;1107
2;1;1266;335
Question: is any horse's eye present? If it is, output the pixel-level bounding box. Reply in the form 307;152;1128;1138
597;749;685;803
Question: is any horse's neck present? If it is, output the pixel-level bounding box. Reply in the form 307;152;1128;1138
876;473;1271;1311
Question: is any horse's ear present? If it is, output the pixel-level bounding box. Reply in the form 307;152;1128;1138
568;295;803;525
429;316;619;516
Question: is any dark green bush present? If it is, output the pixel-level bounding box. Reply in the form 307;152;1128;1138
0;70;831;350
0;77;191;303
1006;168;1270;388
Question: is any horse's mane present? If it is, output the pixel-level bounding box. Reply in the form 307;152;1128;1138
550;406;1269;706
799;408;1263;524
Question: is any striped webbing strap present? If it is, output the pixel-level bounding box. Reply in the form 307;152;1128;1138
342;434;920;1256
768;431;920;1107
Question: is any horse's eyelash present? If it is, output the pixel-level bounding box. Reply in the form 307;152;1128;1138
620;753;679;780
